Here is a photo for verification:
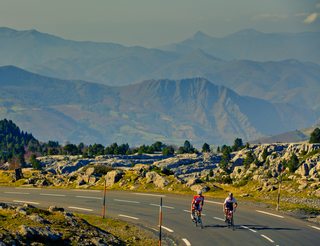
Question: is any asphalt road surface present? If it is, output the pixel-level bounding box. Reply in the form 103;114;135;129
0;186;319;245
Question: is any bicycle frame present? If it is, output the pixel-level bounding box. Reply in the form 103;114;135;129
225;209;234;229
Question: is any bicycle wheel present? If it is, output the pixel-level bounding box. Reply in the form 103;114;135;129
231;215;235;230
199;217;204;229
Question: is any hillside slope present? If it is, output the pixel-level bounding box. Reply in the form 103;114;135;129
0;66;315;145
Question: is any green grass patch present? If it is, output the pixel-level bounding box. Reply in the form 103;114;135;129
78;214;157;246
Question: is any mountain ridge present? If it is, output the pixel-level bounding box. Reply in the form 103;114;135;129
0;66;314;146
0;27;319;118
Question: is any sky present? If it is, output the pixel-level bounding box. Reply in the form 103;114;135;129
0;0;319;47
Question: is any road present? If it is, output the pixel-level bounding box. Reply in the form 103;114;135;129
0;186;319;245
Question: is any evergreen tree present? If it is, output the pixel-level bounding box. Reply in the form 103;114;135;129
286;153;300;173
30;154;41;170
232;138;243;151
0;119;39;163
152;141;164;152
202;143;210;153
220;147;231;172
262;148;268;161
243;151;255;168
178;140;196;154
310;128;320;143
162;146;175;156
63;144;79;155
209;169;214;177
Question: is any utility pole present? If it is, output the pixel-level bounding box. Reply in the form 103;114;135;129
276;164;284;211
102;178;107;218
159;197;163;246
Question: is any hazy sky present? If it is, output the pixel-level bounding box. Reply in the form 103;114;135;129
1;0;319;47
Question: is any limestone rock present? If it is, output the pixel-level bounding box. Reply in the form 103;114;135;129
85;167;95;176
186;177;202;187
29;214;44;224
295;163;309;176
298;183;308;190
105;170;124;186
16;207;27;215
48;206;64;213
145;171;169;188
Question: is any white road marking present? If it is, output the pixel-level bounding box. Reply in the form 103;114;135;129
4;192;30;195
183;210;206;216
119;214;139;220
261;234;275;243
182;238;192;246
15;187;40;190
40;193;66;197
256;210;284;218
159;225;174;233
76;195;102;200
68;206;93;212
150;203;174;209
72;189;100;193
241;225;257;233
133;193;165;197
13;200;39;205
213;217;225;221
309;225;320;231
206;200;223;205
148;227;159;232
114;199;140;204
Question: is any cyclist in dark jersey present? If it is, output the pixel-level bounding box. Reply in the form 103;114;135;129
191;190;204;221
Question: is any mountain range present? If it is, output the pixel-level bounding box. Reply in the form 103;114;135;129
0;66;314;146
161;29;320;64
0;27;319;117
0;27;319;145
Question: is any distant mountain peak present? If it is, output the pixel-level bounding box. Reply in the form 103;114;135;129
192;31;212;40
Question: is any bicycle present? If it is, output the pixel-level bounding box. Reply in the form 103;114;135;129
193;209;204;229
225;209;235;230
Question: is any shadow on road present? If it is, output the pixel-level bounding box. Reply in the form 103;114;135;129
239;225;300;231
204;224;230;228
203;224;300;231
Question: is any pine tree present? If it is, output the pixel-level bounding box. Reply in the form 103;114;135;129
202;143;210;153
286;153;300;173
310;128;320;143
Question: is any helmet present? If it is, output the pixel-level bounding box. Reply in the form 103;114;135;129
197;190;203;195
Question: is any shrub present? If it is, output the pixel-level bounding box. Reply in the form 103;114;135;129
309;128;320;143
93;165;114;175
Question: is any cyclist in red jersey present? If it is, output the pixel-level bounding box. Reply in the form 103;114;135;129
191;190;204;221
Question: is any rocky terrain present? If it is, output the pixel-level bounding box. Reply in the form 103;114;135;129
0;202;159;246
1;143;320;214
0;202;122;245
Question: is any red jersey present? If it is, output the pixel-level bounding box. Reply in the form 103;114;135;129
192;195;204;207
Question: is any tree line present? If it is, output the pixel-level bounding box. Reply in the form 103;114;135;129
1;118;320;171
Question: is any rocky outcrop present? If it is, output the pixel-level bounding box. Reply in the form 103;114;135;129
0;203;122;246
145;171;169;188
105;170;124;186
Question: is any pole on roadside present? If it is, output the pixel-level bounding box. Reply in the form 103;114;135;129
276;165;284;211
102;178;107;218
159;197;163;246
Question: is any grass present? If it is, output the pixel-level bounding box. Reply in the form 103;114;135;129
0;206;158;245
78;214;158;246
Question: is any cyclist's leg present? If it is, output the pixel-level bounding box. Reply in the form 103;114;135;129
191;208;196;221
